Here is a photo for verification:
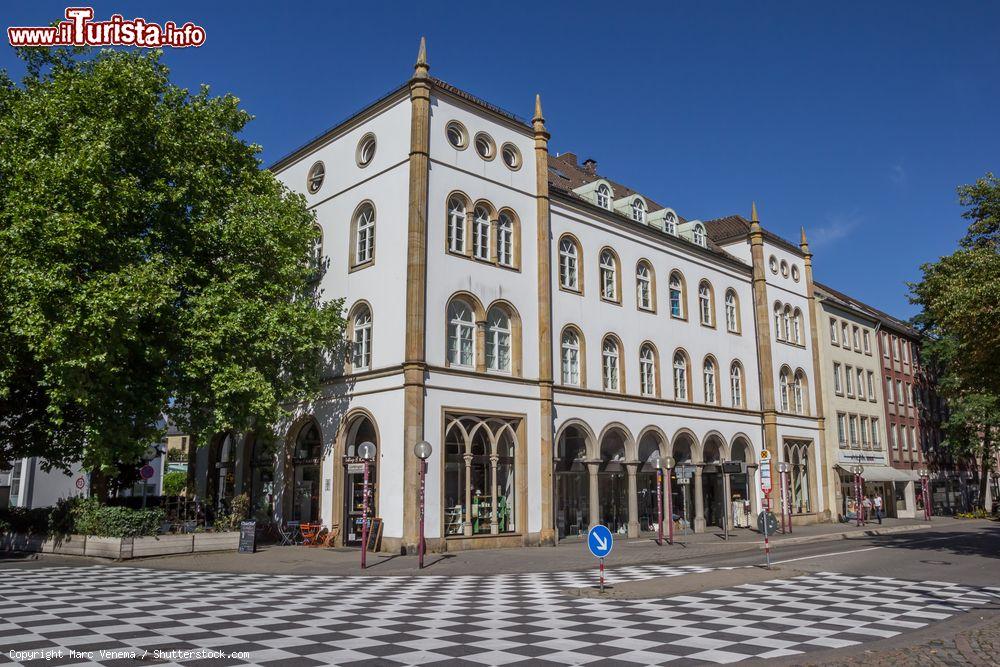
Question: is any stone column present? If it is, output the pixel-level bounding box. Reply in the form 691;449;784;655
694;466;706;533
626;463;639;538
587;462;600;529
463;453;473;537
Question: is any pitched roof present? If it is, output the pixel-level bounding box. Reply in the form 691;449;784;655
814;281;920;338
703;215;805;257
546;153;679;217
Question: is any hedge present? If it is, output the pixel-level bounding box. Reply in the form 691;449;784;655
0;498;164;538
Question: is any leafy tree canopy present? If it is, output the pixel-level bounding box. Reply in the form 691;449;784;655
0;48;344;477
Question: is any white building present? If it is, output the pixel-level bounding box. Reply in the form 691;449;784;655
195;40;831;552
2;458;87;509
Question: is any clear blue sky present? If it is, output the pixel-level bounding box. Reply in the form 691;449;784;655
4;2;998;320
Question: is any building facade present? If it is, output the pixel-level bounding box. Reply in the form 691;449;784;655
185;41;953;551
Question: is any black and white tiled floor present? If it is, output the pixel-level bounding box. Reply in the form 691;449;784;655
1;564;998;665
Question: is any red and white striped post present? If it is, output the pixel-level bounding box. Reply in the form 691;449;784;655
665;456;675;545
414;440;433;569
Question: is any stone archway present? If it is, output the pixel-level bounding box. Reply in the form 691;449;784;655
730;436;757;528
554;423;592;539
671;431;698;531
597;427;630;536
636;430;667;535
702;434;727;530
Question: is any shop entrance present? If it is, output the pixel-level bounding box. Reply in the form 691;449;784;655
703;436;725;529
342;416;378;546
729;437;754;528
671;434;696;531
555;425;590;539
636;433;665;533
290;422;322;524
598;428;629;535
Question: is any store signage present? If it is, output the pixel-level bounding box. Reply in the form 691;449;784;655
238;521;257;554
347;463;366;474
837;450;888;465
675;464;696;479
677;477;691;485
587;524;614;558
722;461;745;475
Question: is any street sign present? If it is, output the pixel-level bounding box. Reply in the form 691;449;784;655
760;449;771;461
675;464;696;479
587;524;614;559
677;477;691;485
139;464;155;480
760;461;773;493
75;476;86;490
758;510;778;534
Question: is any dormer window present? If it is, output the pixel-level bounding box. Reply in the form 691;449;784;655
631;198;646;223
664;212;677;235
596;184;611;210
693;223;706;247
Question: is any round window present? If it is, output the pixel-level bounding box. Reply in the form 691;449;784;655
791;265;801;282
769;256;778;274
446;121;467;149
356;133;377;167
474;132;495;160
501;143;521;170
307;161;325;194
780;260;789;277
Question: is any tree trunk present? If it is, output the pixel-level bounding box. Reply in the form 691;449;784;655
978;426;992;510
185;435;198;498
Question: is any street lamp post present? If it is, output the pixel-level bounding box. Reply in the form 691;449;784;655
777;461;791;534
650;452;663;546
414;440;433;568
358;441;376;569
852;465;865;526
919;468;929;521
664;456;675;545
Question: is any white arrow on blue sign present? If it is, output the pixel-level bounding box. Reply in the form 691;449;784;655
587;524;614;558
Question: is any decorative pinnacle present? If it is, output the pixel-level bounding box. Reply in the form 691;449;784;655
533;94;544;123
800;226;808;246
413;37;429;78
751;201;759;222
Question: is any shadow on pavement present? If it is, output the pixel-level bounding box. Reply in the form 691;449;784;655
866;523;1000;560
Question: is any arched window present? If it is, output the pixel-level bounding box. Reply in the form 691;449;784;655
730;361;744;408
669;272;685;318
698;281;714;326
784;442;812;513
447;299;475;368
354;203;375;265
779;367;791;411
693;223;706;247
473;205;491;261
631;198;646;223
636;261;654;311
596;183;611;209
496;211;514;267
485;306;511;373
774;302;783;340
639;343;657;396
794;370;807;415
602;336;621;392
351;304;372;371
309;224;323;276
559;236;580;291
703;357;717;404
782;305;791;342
599;249;618;301
791;308;802;344
673;351;689;401
561;328;582;386
448;196;468;254
725;289;740;333
445;414;520;536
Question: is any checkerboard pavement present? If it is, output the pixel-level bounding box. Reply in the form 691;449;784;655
1;563;998;666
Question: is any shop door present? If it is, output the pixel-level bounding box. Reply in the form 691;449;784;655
343;459;377;546
597;472;628;534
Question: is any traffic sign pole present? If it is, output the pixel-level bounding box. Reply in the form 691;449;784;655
587;525;614;592
762;495;771;569
600;557;605;592
665;470;673;545
656;468;663;547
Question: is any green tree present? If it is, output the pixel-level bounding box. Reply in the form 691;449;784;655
162;470;187;496
912;173;1000;509
0;48;344;484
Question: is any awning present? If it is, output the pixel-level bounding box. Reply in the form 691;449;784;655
836;464;916;482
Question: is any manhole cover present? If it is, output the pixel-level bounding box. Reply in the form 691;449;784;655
920;560;952;565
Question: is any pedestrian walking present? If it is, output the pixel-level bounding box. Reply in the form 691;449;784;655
874;493;883;524
861;495;873;524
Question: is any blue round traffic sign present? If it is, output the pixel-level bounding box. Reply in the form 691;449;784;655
587;524;614;558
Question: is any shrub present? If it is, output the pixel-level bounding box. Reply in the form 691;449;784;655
71;497;165;537
214;493;250;532
162;471;187;496
0;507;52;535
956;508;993;519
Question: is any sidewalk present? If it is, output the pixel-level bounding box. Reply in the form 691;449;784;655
94;516;940;576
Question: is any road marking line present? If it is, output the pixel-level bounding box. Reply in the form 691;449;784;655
771;546;883;564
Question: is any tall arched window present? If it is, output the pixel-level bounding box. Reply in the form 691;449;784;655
354;203;375;265
559;236;580;291
664;211;677;235
602;336;621;392
473;205;491;260
791;308;802;344
596;183;611;209
782;305;791;342
779;367;791;411
636;261;653;311
703;357;717;404
447;299;475;368
774;302;783;340
309;224;323;277
725;289;739;333
730;361;744;407
561;328;582;386
448;197;467;253
673;351;689;401
693;223;706;247
496;211;514;267
669;272;685;318
631;198;646;223
485;306;511;373
793;370;806;414
784;442;811;513
639;343;657;396
698;281;714;326
599;249;618;301
351;304;372;371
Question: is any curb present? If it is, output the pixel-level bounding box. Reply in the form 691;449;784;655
756;522;932;549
